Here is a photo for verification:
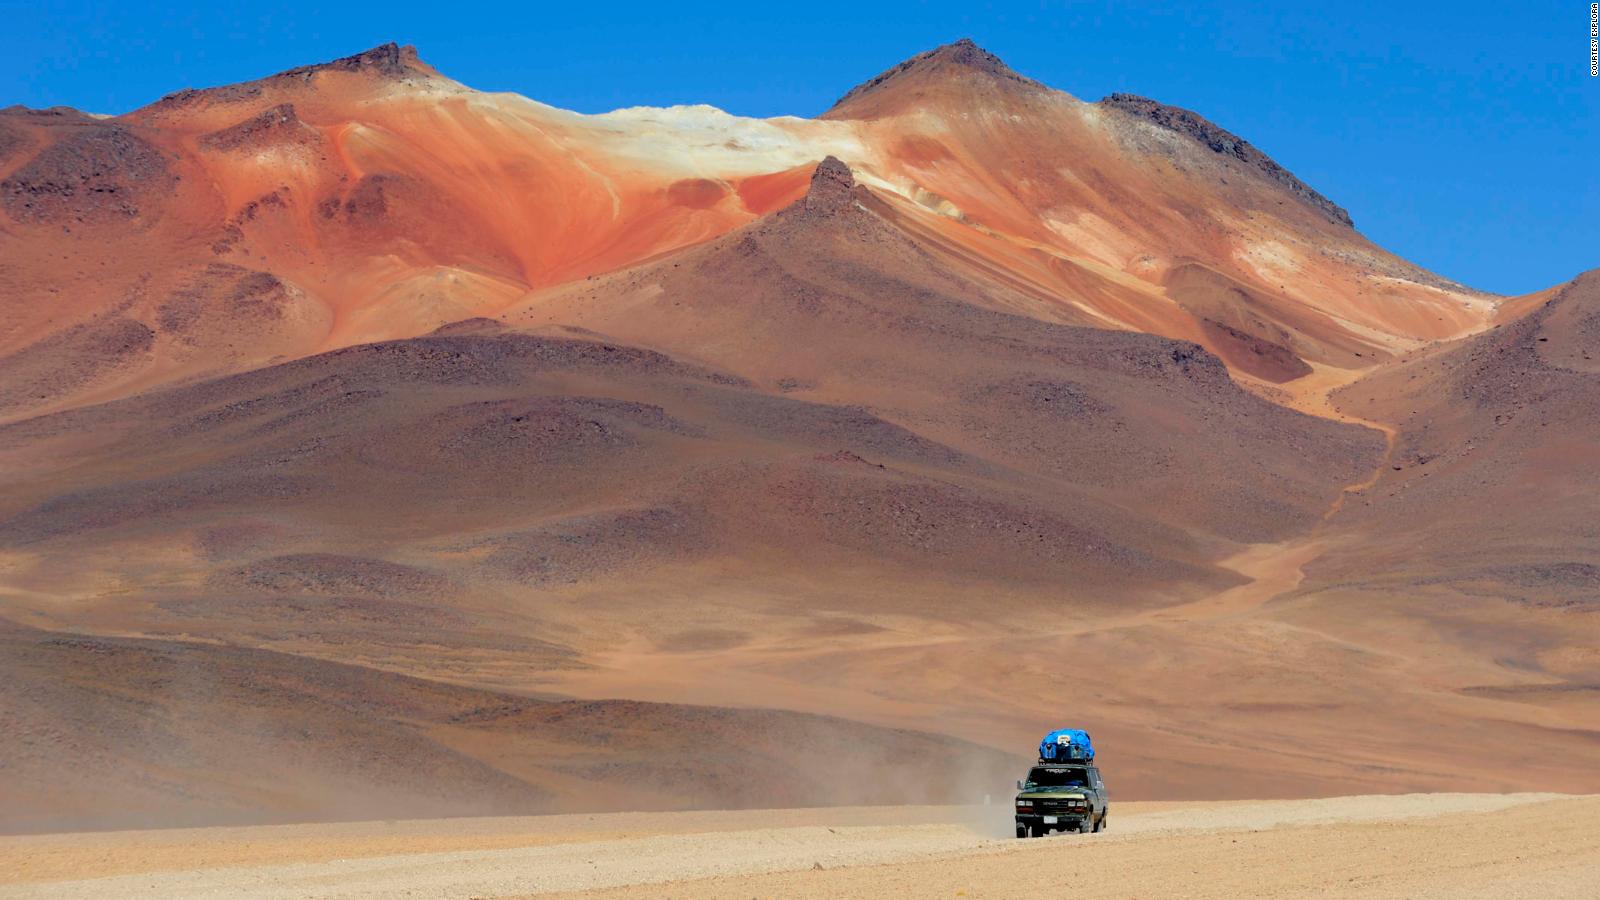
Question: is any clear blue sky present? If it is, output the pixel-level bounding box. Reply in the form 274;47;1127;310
3;1;1594;295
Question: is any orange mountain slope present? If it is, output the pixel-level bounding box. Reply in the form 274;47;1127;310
2;40;1499;421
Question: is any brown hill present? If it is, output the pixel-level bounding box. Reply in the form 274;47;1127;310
1;618;1016;834
1297;271;1600;687
1325;272;1600;575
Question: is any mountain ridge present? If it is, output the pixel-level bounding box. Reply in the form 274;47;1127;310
4;38;1504;423
133;42;442;116
1099;92;1354;229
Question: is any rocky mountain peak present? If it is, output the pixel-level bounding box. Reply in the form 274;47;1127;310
804;156;857;215
823;38;1041;118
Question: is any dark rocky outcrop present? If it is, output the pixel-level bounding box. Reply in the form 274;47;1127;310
0;122;174;224
1100;93;1353;228
140;43;430;114
199;103;313;151
803;155;858;215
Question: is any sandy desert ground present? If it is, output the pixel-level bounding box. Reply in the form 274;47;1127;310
3;793;1597;899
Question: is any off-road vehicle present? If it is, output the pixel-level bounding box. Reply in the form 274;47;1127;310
1014;763;1108;837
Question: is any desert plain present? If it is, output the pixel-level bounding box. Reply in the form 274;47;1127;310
5;794;1600;898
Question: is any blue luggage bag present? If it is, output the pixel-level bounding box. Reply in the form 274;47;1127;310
1038;728;1095;762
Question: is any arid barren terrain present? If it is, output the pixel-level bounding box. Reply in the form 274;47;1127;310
1;34;1597;870
5;795;1599;897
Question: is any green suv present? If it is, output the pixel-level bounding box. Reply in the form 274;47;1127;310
1014;763;1108;837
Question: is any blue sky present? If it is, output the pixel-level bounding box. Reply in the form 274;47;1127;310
3;1;1593;294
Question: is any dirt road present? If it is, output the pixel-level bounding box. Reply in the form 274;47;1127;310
3;793;1595;898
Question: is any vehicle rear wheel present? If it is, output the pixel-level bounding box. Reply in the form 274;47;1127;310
1098;813;1108;832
